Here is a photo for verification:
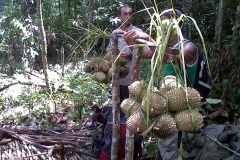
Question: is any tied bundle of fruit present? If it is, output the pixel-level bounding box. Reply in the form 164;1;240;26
104;52;128;67
128;81;148;102
84;57;111;74
108;66;129;79
175;109;203;132
120;98;141;117
153;113;177;138
84;53;129;83
126;110;147;134
141;93;167;118
159;75;182;95
167;87;201;112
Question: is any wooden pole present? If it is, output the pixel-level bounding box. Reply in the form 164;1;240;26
111;38;120;160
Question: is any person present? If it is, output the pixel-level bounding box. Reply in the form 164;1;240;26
94;4;144;160
122;8;212;160
106;4;143;103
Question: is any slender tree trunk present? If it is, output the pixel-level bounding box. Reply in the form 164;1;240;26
61;46;65;77
37;0;52;95
73;0;77;20
214;0;225;52
125;47;141;160
231;2;240;53
87;0;94;58
188;0;193;39
58;0;61;22
111;39;120;160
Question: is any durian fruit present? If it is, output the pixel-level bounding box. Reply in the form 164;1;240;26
128;81;147;102
118;57;128;67
120;98;141;116
84;58;101;73
175;109;203;132
167;87;187;112
93;58;111;73
187;87;201;109
104;52;112;62
153;113;177;138
126;110;147;134
119;66;129;78
84;62;94;73
92;71;107;83
159;75;182;95
141;93;167;118
108;66;129;79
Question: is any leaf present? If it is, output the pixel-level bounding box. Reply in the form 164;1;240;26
206;98;222;104
145;142;159;155
221;110;229;117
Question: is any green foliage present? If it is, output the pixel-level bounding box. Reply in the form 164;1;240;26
0;64;111;127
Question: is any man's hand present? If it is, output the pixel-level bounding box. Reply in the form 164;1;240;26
111;29;125;39
124;30;148;45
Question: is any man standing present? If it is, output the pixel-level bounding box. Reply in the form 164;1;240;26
96;4;143;160
106;4;143;103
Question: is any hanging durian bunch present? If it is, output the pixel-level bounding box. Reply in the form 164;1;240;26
123;76;204;139
83;52;129;83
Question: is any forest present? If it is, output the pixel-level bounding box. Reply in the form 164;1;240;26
0;0;239;159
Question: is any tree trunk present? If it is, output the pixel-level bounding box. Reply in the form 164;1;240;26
125;47;141;160
231;2;240;51
111;39;120;160
188;0;193;39
37;0;52;95
213;3;240;118
73;0;77;20
214;0;225;52
87;0;94;58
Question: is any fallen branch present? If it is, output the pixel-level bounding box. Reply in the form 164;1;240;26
22;152;48;159
0;81;46;92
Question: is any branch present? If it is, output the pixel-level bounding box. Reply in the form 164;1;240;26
0;81;46;92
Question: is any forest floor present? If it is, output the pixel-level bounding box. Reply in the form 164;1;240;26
0;59;240;160
0;61;101;159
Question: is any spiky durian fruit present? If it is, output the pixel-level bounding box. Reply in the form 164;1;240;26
167;88;187;112
153;113;177;138
84;58;103;73
84;62;94;73
175;109;203;132
93;58;111;73
108;66;129;79
141;93;167;118
118;57;128;67
92;71;107;83
104;52;112;62
160;75;182;93
126;110;147;134
128;81;147;101
120;98;141;116
187;87;201;109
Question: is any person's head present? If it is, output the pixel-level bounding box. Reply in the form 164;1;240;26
160;8;184;43
118;4;133;26
161;8;184;27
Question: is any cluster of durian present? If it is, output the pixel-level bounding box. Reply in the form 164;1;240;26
84;52;129;83
121;76;203;139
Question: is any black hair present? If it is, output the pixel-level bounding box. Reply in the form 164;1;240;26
161;7;184;27
162;7;183;19
118;4;132;16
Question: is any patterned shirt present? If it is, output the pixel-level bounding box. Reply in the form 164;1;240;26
106;24;143;86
